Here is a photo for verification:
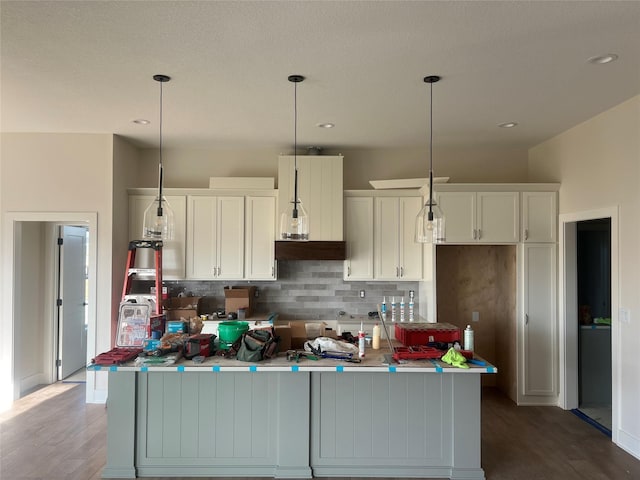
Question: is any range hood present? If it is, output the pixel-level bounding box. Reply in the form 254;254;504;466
275;241;346;261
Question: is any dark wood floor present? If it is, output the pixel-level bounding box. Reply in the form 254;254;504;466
1;383;639;480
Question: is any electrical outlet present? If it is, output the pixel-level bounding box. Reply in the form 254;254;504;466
359;290;366;298
472;311;480;322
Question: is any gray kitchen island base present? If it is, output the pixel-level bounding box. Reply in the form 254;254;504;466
103;365;487;480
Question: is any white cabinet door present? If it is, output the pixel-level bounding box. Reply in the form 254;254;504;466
344;197;374;280
399;197;423;280
187;196;218;279
217;197;245;279
245;196;276;280
373;196;423;281
436;191;476;243
522;192;557;243
477;192;519;243
374;197;401;280
186;196;244;280
521;243;557;399
128;195;187;279
278;155;343;240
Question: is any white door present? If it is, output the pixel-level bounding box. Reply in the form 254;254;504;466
245;196;276;280
374;197;400;280
344;196;374;280
436;191;476;243
217;196;245;279
58;225;88;380
477;191;519;243
399;197;423;280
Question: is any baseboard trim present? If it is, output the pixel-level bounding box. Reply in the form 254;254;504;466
617;428;640;461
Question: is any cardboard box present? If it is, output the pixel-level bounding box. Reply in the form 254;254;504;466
289;321;307;350
224;286;256;318
274;324;291;351
163;296;200;321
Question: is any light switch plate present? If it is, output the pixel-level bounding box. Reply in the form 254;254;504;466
619;307;630;324
472;311;480;322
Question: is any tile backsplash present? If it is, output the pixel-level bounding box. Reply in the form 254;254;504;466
154;261;419;321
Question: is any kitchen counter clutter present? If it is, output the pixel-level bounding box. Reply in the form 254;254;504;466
102;336;496;480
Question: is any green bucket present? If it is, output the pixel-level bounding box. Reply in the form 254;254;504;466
217;321;249;349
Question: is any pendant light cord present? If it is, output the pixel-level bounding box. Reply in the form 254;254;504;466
157;78;164;216
428;79;434;219
293;79;299;218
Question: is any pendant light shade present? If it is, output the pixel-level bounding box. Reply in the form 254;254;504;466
415;75;445;244
143;74;175;240
280;74;309;241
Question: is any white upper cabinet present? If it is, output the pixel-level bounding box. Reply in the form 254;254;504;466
278;155;343;240
128;194;187;280
344;196;374;280
436;191;519;243
522;191;557;243
245;196;276;280
186;196;245;280
374;196;423;281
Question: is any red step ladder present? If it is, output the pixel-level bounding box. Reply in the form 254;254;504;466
121;239;164;315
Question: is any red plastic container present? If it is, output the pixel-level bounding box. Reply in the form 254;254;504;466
394;322;461;346
392;346;443;361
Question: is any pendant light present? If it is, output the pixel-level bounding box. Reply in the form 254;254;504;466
415;75;445;244
280;74;309;241
143;74;175;240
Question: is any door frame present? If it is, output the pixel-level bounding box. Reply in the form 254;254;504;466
1;212;97;407
558;206;618;443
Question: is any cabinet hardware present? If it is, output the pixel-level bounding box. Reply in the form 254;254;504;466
400;267;404;277
478;229;482;240
347;266;351;276
272;266;275;277
524;229;529;240
525;314;529;325
396;267;400;277
473;229;477;240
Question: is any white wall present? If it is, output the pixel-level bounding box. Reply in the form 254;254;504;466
138;145;530;190
16;222;46;394
528;95;640;459
0;133;116;407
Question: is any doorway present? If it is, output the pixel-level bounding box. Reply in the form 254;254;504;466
559;207;619;444
576;218;612;434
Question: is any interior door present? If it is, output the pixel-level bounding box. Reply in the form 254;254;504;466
58;225;88;379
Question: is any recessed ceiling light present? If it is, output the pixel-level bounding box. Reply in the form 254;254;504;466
498;122;518;128
316;123;335;129
588;54;619;65
132;119;150;125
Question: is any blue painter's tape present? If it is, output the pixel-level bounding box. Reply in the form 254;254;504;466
336;365;344;373
249;365;257;372
109;365;118;372
388;366;397;373
486;367;496;373
213;365;221;372
94;365;102;371
177;365;185;372
291;365;299;372
141;366;149;372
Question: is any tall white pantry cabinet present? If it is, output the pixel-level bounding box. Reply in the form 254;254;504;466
433;184;559;405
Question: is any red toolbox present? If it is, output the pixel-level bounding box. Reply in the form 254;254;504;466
394;322;461;346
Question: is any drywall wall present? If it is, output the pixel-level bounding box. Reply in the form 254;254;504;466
529;95;640;459
0;132;115;407
137;145;529;189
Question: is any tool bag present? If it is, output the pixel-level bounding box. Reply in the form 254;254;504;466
236;328;279;362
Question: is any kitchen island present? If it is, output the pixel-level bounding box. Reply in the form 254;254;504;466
101;348;496;480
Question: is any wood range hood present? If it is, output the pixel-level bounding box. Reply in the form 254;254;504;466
274;241;346;261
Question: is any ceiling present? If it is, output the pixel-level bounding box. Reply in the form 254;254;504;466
2;1;639;152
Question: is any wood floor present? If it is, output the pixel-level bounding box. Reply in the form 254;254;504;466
1;383;639;480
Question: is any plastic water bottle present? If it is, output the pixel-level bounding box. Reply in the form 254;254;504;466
372;323;381;350
400;297;405;322
409;298;415;322
358;322;366;358
381;296;387;319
